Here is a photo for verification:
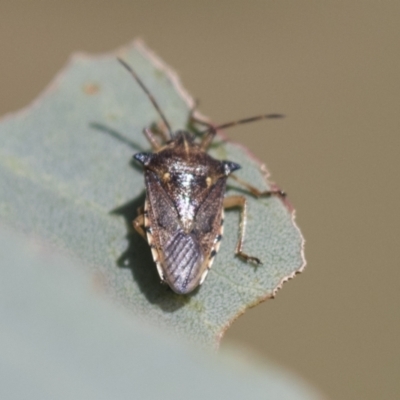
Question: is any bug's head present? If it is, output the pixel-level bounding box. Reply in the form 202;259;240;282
172;130;196;143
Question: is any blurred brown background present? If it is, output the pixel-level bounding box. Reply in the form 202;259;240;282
1;1;399;399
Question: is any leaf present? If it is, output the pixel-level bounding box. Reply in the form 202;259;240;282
0;225;320;400
0;40;305;346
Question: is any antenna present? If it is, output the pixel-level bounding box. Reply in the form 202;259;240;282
117;58;173;138
198;113;284;150
201;113;284;134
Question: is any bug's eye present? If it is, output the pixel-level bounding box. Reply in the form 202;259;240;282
133;152;153;166
222;161;241;175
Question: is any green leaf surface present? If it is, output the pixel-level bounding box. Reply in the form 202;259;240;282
0;40;305;346
0;226;319;400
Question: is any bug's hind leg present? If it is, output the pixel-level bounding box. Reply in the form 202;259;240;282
223;195;262;265
229;174;286;199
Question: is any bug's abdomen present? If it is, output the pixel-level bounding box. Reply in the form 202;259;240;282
144;170;227;294
162;230;204;294
144;197;207;294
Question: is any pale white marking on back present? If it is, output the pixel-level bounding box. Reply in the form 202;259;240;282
199;209;225;286
199;269;209;285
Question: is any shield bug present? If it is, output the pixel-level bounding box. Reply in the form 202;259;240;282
118;58;285;294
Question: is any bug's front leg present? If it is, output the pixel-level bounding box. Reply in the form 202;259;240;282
229;174;286;199
223;195;262;265
186;103;217;150
143;127;166;151
133;207;147;240
190;116;217;151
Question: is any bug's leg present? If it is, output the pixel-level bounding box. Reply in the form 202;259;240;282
229;174;286;199
133;211;147;240
186;100;218;148
200;126;217;150
143;128;162;151
223;195;262;265
150;120;172;143
188;102;213;130
194;117;217;150
157;126;171;143
198;113;284;150
188;102;215;147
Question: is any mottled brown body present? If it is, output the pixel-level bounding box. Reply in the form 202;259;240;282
134;131;239;294
119;58;285;294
